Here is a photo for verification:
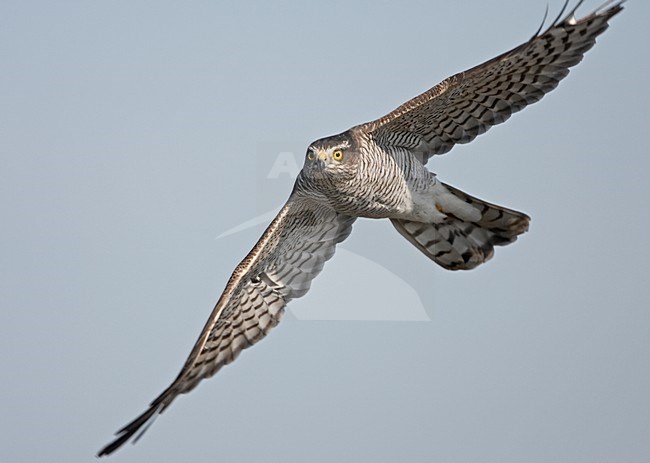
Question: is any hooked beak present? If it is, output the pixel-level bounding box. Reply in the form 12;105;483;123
306;155;326;177
313;158;326;170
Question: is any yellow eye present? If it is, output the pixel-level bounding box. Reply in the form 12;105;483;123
307;152;315;161
332;150;344;161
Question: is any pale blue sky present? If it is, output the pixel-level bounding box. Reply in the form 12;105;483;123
2;1;649;462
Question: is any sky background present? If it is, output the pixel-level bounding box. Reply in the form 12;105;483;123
2;1;649;462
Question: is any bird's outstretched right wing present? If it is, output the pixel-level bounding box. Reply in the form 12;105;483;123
356;0;624;163
98;195;355;456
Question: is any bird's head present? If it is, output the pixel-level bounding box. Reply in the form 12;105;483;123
302;131;358;181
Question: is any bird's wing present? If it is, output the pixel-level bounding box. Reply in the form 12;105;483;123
98;195;355;456
355;0;623;163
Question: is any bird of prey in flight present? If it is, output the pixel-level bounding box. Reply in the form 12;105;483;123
99;1;624;456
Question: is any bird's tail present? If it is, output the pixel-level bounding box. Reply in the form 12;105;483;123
391;182;530;270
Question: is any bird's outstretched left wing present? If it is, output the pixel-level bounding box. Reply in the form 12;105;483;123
356;1;624;163
98;195;354;456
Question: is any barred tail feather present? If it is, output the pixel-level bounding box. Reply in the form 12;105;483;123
391;183;530;270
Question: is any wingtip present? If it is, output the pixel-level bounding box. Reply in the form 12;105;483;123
97;402;164;457
566;0;625;23
534;0;624;37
